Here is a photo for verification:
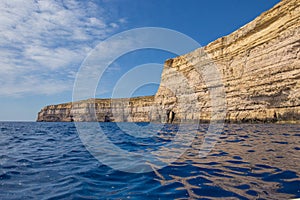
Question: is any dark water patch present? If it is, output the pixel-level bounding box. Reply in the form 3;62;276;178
277;180;300;196
233;156;243;160
255;164;277;169
246;189;258;197
272;141;289;144
226;160;248;165
235;184;250;190
263;170;298;182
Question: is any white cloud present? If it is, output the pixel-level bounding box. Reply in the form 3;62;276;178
0;0;123;96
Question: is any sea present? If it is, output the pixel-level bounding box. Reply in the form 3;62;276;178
0;122;299;199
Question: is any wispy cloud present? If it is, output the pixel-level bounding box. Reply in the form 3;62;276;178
0;0;125;97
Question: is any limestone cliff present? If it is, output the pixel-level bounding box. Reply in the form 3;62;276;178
155;0;300;123
37;96;155;122
37;0;300;123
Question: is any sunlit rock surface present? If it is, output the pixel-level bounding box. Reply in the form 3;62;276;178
37;0;300;123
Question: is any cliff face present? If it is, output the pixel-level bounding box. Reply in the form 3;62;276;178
37;96;155;122
37;0;300;123
154;0;300;123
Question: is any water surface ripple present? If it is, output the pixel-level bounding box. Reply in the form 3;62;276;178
0;122;299;199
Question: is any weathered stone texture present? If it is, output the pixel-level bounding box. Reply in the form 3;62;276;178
155;0;300;123
37;0;300;123
37;96;155;122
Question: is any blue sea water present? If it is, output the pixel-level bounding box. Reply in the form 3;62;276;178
0;122;299;199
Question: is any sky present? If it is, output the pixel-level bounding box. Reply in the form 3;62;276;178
0;0;281;121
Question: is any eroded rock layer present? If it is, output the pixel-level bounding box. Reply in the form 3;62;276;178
37;0;300;123
155;0;300;123
37;96;155;122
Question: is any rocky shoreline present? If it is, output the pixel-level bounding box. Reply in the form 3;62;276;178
37;0;300;123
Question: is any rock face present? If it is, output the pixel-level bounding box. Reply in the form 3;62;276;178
37;96;155;122
37;0;300;123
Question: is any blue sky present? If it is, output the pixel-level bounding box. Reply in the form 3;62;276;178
0;0;280;121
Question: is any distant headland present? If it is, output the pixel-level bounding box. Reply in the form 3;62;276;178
37;0;300;123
